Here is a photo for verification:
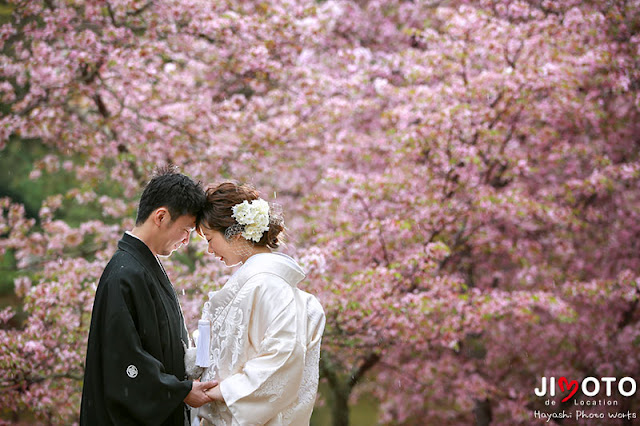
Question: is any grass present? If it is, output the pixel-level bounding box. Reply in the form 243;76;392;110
0;3;13;25
311;383;380;425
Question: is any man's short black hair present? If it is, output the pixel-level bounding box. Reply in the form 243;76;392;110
135;165;206;225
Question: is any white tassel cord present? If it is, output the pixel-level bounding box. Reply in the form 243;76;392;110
195;319;211;367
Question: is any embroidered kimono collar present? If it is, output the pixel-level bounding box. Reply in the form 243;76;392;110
203;252;305;321
237;252;306;288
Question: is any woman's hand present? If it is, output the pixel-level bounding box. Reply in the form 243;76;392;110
184;380;218;408
204;384;224;402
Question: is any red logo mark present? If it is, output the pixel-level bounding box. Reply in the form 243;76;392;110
559;377;579;402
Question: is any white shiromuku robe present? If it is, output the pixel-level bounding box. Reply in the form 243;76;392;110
188;252;326;425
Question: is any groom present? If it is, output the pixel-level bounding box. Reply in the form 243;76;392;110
80;167;216;425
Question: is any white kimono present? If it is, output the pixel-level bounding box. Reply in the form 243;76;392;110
188;252;326;426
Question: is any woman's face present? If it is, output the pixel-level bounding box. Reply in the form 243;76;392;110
199;226;243;266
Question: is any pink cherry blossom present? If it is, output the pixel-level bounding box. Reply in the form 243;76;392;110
1;0;639;424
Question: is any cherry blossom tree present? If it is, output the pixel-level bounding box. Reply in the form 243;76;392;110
1;0;639;424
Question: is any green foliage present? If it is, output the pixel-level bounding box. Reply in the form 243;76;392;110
0;138;48;219
0;137;129;225
0;2;13;25
0;250;17;296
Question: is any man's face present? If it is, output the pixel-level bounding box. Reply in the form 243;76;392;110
157;213;196;257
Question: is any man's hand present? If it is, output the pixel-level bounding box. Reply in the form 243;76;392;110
184;380;217;408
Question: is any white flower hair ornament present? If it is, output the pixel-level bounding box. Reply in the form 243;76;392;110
227;199;283;242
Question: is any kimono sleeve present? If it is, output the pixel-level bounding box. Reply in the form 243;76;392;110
219;278;305;425
101;273;192;424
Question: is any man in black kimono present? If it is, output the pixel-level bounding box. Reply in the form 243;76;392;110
80;168;216;425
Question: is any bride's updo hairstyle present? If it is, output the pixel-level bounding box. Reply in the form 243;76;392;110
198;182;284;249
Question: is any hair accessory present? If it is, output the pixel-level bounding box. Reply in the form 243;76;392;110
225;199;284;243
231;199;270;242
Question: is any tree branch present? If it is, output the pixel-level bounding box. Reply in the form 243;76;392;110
348;352;380;390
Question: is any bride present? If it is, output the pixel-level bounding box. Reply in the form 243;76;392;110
186;182;326;425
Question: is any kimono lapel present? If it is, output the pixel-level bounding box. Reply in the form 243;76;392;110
205;253;305;323
118;233;189;345
119;233;175;298
205;272;243;324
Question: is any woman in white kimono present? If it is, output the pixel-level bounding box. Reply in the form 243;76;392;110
186;182;326;425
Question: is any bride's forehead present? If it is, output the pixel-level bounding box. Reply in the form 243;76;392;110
199;226;219;237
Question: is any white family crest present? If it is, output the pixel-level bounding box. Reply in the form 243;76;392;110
126;364;138;378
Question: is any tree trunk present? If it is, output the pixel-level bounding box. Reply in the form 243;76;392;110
329;382;351;426
473;398;492;426
320;351;380;426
